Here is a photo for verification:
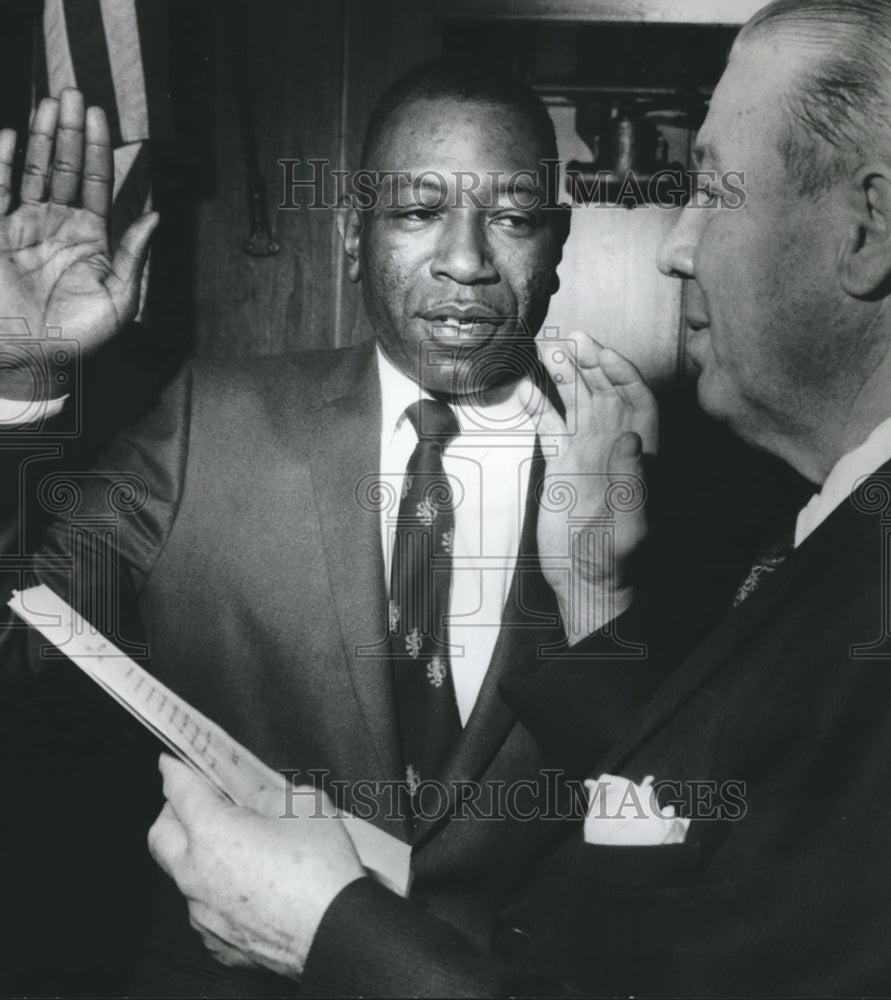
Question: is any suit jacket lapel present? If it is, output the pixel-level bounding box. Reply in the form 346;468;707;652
595;471;887;777
303;344;402;780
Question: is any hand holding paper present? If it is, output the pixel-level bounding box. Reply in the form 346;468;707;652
149;755;364;980
8;584;411;897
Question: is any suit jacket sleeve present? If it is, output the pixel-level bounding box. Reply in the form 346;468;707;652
500;599;670;778
302;878;558;998
0;365;191;993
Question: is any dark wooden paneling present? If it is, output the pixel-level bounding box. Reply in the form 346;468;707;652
155;0;440;360
188;0;349;357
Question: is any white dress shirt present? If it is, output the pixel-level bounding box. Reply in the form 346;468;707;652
795;415;891;547
376;347;537;725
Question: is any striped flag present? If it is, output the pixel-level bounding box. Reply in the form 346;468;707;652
37;0;170;309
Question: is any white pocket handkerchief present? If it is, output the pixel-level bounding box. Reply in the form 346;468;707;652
584;774;691;846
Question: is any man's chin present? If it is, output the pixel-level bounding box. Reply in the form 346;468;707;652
425;368;524;403
694;377;739;435
695;379;764;450
694;369;720;414
418;338;537;399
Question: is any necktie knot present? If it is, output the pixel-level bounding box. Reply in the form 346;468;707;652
405;399;460;446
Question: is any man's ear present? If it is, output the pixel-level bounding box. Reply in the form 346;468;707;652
339;209;363;283
840;166;891;300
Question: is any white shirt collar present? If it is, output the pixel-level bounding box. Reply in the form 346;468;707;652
795;415;891;547
376;346;430;446
375;344;536;442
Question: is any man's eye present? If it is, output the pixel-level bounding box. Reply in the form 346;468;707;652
491;213;535;231
398;208;441;222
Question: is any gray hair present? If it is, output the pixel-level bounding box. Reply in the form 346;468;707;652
739;0;891;194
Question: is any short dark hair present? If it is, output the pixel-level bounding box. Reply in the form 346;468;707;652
359;57;558;170
740;0;891;195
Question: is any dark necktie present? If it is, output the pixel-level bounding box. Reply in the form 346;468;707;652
388;399;462;811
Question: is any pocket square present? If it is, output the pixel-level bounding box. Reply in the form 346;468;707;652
584;774;691;846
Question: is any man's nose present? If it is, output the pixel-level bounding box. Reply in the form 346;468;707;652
656;207;698;279
431;213;498;284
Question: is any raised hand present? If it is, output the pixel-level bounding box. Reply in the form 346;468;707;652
527;333;658;643
0;88;157;393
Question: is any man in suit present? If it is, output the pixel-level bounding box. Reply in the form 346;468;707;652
0;60;665;995
148;1;891;994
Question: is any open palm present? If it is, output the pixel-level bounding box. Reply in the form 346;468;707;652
0;90;156;358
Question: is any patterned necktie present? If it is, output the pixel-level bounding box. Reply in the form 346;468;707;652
388;399;462;813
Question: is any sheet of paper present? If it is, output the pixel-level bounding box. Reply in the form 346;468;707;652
9;583;411;897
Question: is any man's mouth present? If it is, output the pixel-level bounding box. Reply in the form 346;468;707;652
421;305;504;341
685;315;710;332
684;316;710;371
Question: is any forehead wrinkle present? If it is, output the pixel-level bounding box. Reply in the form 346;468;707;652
740;18;846;62
395;176;447;194
407;177;545;203
368;97;551;175
699;45;802;174
499;177;541;196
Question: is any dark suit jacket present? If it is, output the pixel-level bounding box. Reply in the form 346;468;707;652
0;329;172;996
300;460;891;997
1;338;805;996
24;340;572;995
